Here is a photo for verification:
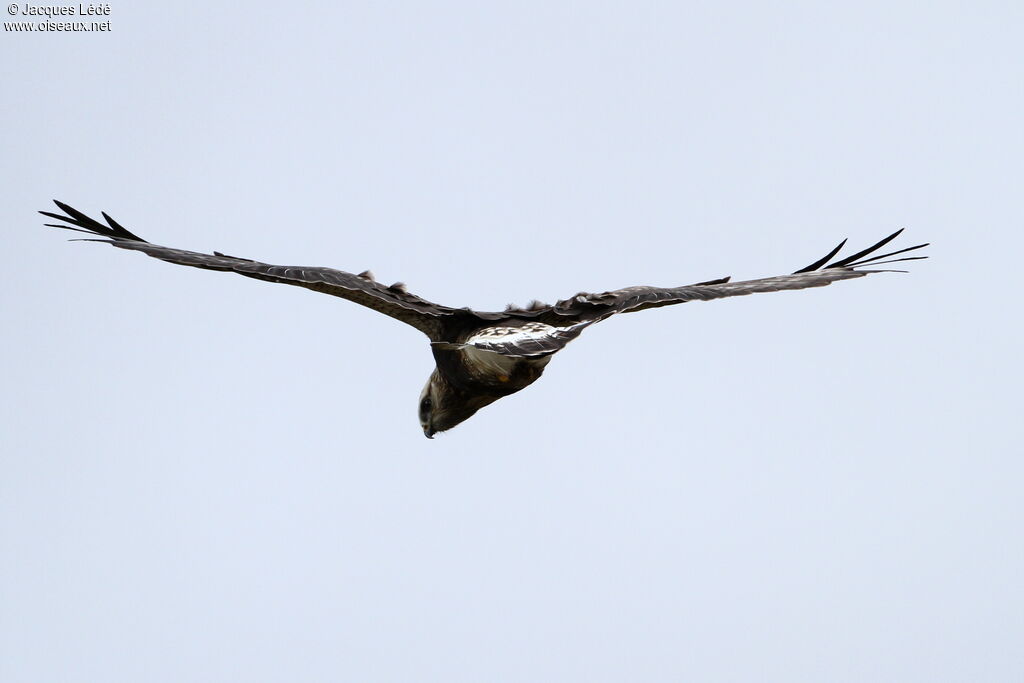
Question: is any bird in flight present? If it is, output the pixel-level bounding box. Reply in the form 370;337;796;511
42;201;927;438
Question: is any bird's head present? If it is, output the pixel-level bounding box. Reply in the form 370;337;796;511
418;370;496;438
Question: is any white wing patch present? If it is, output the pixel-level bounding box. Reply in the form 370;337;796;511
462;321;593;359
467;322;561;345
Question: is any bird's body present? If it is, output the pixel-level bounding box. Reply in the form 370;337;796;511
41;201;928;437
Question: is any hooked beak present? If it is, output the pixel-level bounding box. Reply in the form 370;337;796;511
423;426;435;439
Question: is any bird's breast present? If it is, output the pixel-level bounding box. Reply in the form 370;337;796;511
461;345;551;383
431;345;550;397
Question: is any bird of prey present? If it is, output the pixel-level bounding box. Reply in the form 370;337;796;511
42;201;927;438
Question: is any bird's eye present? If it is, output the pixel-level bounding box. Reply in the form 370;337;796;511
421;397;432;411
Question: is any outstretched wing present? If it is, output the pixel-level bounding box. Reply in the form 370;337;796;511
41;200;456;338
534;230;928;323
433;230;928;359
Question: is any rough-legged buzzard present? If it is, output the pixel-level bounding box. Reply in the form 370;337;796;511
41;201;927;437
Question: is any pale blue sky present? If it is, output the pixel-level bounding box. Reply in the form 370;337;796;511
2;2;1021;681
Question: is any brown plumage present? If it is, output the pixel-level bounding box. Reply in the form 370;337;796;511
41;200;928;438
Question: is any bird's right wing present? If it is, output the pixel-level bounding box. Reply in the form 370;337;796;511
41;200;456;339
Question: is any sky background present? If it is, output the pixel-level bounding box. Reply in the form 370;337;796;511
1;2;1021;681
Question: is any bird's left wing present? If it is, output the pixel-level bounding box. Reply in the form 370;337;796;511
551;230;928;319
452;230;928;358
41;201;456;338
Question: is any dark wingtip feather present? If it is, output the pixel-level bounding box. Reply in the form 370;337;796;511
100;211;144;241
793;230;928;274
44;223;99;236
828;229;904;269
39;210;72;222
42;200;147;243
793;239;847;274
52;200;94;224
843;241;929;268
854;255;929;267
